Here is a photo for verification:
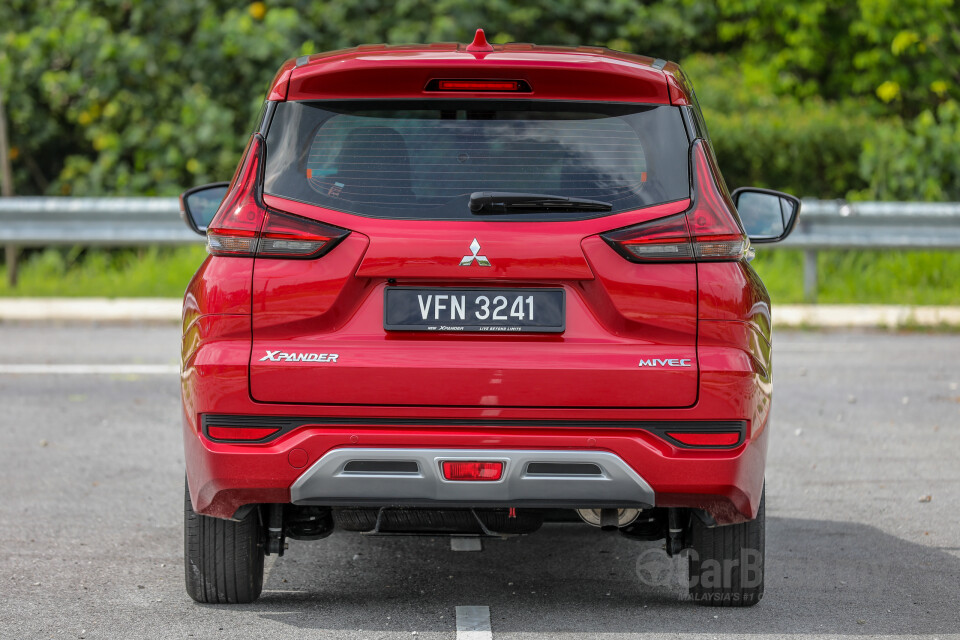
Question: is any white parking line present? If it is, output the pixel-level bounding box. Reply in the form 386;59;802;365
0;364;179;375
451;537;483;552
456;606;492;640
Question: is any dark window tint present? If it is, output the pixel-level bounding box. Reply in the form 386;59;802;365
264;100;690;220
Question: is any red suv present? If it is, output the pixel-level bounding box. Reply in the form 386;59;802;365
179;30;799;607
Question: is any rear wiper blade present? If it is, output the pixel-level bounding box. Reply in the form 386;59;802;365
469;191;612;214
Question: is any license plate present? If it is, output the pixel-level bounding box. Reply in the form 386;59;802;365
384;288;565;333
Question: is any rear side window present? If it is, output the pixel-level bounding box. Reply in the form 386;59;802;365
264;100;689;220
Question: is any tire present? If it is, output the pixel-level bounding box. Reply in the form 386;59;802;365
184;478;265;604
687;488;765;607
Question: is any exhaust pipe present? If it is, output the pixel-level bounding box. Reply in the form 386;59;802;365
577;508;641;529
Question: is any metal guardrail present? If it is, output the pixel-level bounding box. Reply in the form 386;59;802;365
778;199;960;250
0;197;194;246
0;197;197;287
1;197;959;298
770;199;960;300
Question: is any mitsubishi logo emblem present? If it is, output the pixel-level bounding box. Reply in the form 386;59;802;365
459;238;491;267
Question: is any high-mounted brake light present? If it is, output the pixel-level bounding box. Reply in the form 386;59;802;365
206;135;349;259
441;461;504;481
440;80;518;91
425;78;532;92
602;140;747;263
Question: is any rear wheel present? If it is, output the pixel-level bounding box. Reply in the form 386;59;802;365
184;479;265;604
687;488;765;607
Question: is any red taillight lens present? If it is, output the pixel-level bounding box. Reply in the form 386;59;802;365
207;426;280;441
666;432;741;447
685;139;748;260
441;461;504;481
601;140;747;263
206;134;349;259
602;213;694;262
258;210;349;259
206;136;265;257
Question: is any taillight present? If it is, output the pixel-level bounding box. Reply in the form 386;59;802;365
602;213;694;262
258;210;348;259
206;134;349;258
602;140;747;263
685;139;749;260
441;461;504;481
206;136;264;256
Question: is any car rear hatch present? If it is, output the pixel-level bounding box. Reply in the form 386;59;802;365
246;98;700;408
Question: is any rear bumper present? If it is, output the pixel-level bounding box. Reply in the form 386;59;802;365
184;416;768;525
291;448;656;508
182;316;771;525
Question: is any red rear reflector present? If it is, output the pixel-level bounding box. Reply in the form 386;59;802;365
666;432;740;447
439;80;518;91
207;426;280;441
441;461;504;481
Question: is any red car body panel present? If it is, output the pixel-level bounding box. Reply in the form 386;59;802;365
183;43;772;528
248;196;700;408
272;45;676;104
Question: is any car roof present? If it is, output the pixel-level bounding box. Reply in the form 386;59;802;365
267;32;691;106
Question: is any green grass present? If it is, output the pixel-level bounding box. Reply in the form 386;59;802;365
0;246;958;305
751;249;960;305
0;246;208;298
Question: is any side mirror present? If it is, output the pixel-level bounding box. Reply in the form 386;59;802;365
179;182;230;236
730;187;801;243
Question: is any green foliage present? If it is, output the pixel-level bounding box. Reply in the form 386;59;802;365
857;100;960;201
715;1;865;101
715;0;960;116
683;55;875;197
850;0;960;115
0;0;957;203
707;99;873;197
0;1;301;196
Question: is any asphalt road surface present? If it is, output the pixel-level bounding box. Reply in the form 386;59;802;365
1;323;958;639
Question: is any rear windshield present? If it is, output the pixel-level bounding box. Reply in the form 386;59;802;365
263;100;690;220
